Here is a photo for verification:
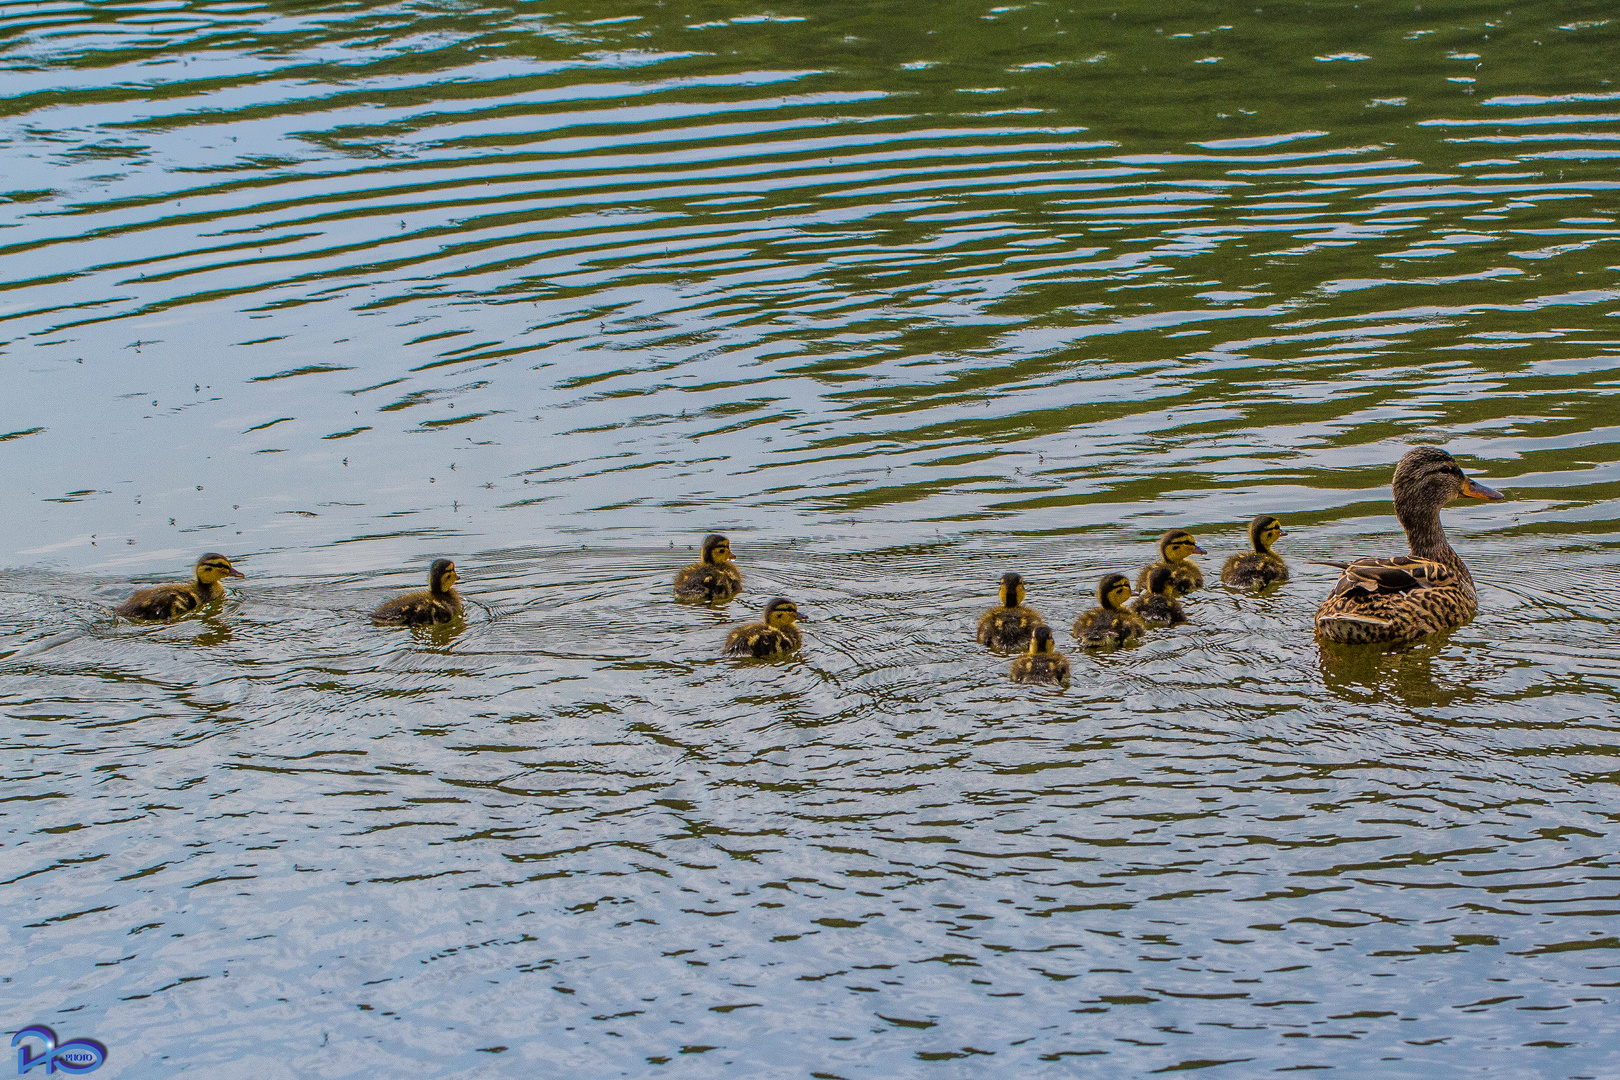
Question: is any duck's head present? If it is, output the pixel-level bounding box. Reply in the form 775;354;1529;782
1393;447;1503;519
1248;514;1285;554
701;533;733;564
1028;625;1057;655
1097;572;1132;611
763;596;800;628
429;558;458;593
1158;529;1207;564
194;552;244;585
998;572;1026;608
1146;564;1183;600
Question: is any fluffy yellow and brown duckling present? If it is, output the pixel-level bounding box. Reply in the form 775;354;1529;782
1009;625;1071;685
976;571;1046;651
113;552;244;620
372;558;464;625
1136;529;1207;594
673;533;743;603
1315;447;1503;645
723;596;802;658
1222;515;1289;588
1072;573;1147;648
1131;565;1188;627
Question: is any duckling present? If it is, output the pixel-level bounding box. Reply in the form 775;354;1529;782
1131;565;1188;627
673;533;743;603
976;572;1046;651
1136;529;1207;594
723;596;802;658
1009;625;1071;685
114;552;244;620
372;558;464;625
1072;573;1146;648
1222;515;1289;588
1315;446;1504;644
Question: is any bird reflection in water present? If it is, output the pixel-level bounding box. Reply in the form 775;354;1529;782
187;616;233;649
1315;631;1482;710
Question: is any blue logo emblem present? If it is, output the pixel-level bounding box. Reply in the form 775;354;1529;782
11;1028;105;1075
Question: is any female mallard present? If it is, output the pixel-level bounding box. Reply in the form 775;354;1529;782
1136;529;1207;594
1315;447;1503;645
373;558;464;625
724;597;802;658
1073;573;1146;648
1131;565;1187;627
674;533;743;603
1010;625;1070;685
976;572;1046;651
114;552;244;620
1222;515;1289;588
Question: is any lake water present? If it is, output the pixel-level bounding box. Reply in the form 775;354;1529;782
4;2;1620;1076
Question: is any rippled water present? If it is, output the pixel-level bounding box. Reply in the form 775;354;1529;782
4;2;1620;1076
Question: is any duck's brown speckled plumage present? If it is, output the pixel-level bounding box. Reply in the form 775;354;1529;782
373;559;464;625
724;597;802;658
674;533;743;603
1009;626;1070;685
1130;565;1187;627
114;553;244;621
1136;529;1206;594
1315;448;1504;645
1073;573;1146;648
1222;515;1289;588
976;572;1046;651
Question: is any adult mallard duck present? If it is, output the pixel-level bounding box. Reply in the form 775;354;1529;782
1136;529;1207;594
976;571;1046;651
1131;565;1187;627
373;558;464;625
1073;573;1146;648
1010;625;1070;685
674;533;743;603
724;596;802;658
1315;447;1503;645
114;552;244;620
1222;515;1289;588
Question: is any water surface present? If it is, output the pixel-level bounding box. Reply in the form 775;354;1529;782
3;2;1620;1076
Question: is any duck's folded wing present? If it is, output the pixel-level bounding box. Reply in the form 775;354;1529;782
1322;555;1452;599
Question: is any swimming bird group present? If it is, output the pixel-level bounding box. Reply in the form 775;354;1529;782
109;448;1504;682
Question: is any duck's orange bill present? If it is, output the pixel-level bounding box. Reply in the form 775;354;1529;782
1461;476;1504;500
